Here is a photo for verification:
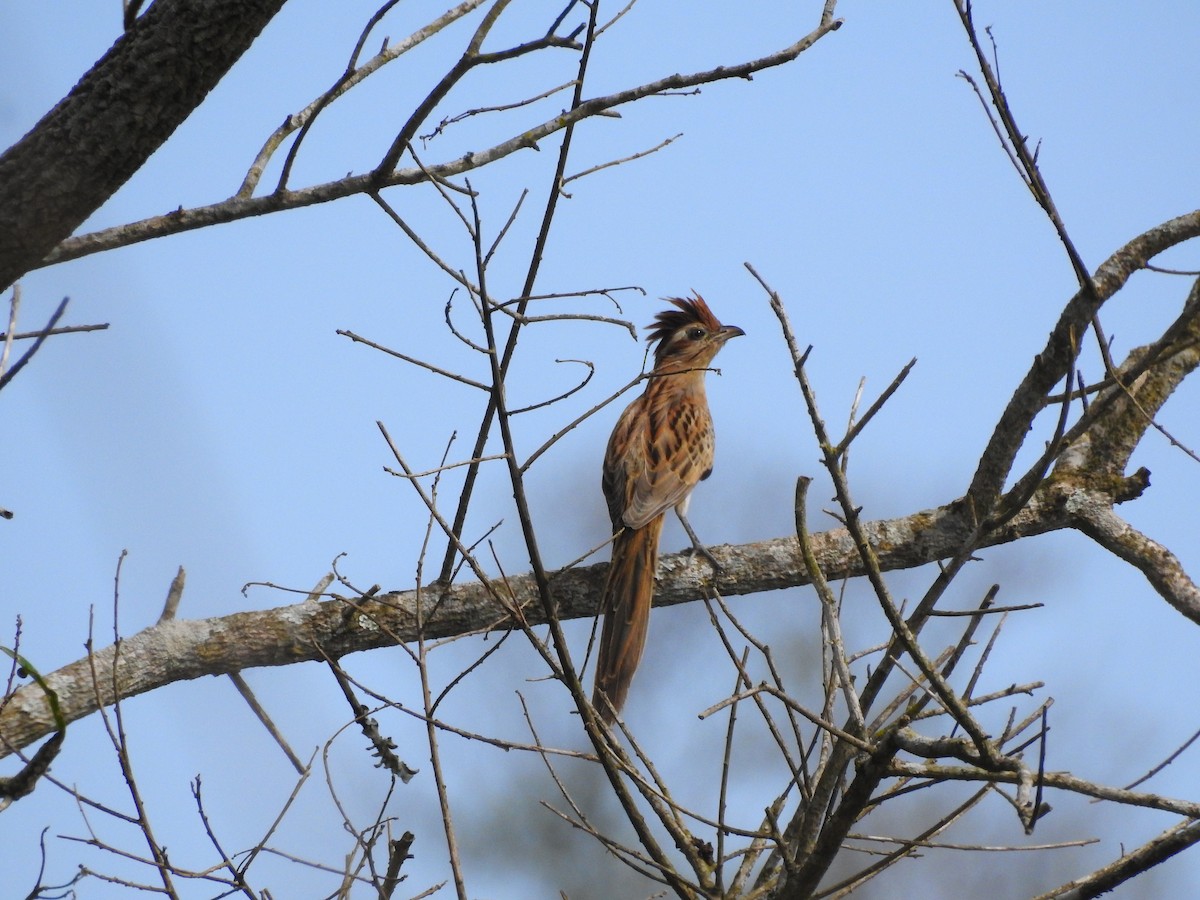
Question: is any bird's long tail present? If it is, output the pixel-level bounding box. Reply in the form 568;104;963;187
592;515;664;724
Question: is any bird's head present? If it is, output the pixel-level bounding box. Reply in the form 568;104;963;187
647;293;744;372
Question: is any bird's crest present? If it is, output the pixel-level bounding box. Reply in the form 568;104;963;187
646;293;724;363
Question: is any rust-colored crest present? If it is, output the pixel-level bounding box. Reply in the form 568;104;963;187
646;293;724;362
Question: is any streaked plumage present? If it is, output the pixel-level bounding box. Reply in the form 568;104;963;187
592;294;743;724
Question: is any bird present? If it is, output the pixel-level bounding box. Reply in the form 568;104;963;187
591;293;744;725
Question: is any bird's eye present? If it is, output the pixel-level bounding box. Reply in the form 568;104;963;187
686;327;705;340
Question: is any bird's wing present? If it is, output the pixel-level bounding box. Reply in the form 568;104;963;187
607;389;714;530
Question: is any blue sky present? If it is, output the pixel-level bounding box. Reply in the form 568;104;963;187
2;2;1199;897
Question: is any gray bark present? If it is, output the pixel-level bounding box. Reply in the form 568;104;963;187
0;0;289;292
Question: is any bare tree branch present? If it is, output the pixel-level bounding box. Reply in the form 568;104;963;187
966;208;1200;514
0;467;1149;760
33;12;844;274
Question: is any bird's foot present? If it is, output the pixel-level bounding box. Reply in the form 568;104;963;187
683;541;723;576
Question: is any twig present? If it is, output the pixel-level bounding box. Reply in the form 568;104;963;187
421;81;577;143
833;358;917;457
1121;724;1200;793
0;295;71;392
228;671;307;775
561;133;684;191
337;328;490;391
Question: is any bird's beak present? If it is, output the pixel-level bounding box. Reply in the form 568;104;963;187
718;324;745;342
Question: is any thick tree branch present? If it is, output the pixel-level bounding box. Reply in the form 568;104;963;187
0;475;1109;760
1060;278;1200;477
966;210;1200;513
1035;818;1200;900
0;0;290;292
1070;500;1200;622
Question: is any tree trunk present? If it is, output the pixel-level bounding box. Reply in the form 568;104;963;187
0;0;289;291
